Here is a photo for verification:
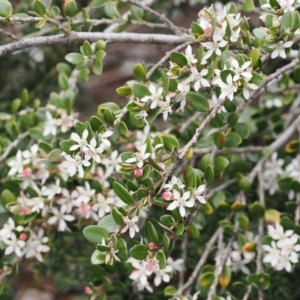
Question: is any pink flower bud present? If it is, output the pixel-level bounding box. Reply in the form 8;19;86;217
148;242;157;250
84;286;92;294
134;168;143;177
125;144;134;151
19;233;28;241
21;207;30;215
204;28;212;35
22;167;32;178
162;190;172;201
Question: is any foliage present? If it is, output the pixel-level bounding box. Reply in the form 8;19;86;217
0;0;300;299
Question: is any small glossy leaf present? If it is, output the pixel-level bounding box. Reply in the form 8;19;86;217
34;0;46;16
65;53;85;65
97;214;120;233
132;83;151;99
214;156;229;173
224;132;242;148
117;238;128;261
130;244;148;260
199;153;213;172
113;182;135;205
116;86;132;97
82;41;93;57
157;250;166;269
145;221;159;243
133;63;147;82
83;226;110;244
170;52;188;67
162;135;179;152
0;0;12;17
186;92;209;112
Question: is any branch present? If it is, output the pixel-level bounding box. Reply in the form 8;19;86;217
206;225;239;300
171;227;223;299
0;32;186;57
0;132;29;162
0;28;19;41
242;285;253;300
193;146;263;156
118;0;183;35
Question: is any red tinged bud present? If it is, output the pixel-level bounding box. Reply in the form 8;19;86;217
162;190;172;200
19;233;28;241
148;242;157;250
134;168;143;177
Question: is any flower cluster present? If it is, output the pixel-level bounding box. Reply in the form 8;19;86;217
162;176;206;217
263;223;300;272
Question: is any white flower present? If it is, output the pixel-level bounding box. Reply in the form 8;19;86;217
0;218;23;240
265;97;283;108
128;258;153;292
164;176;185;191
101;150;121;175
73;181;96;204
97;130;113;151
43;111;57;136
57;188;76;213
56;109;74;132
24;229;50;262
202;29;228;60
47;206;75;232
135;110;148;124
229;58;252;82
193;184;206;203
160;95;173;121
167;257;185;273
61;153;91;178
242;81;258;100
41;179;62;200
3;233;25;257
189;67;210;91
270;41;293;59
125;144;151;168
7;150;27;176
70;129;89;152
185;45;197;64
92;193;114;219
285;154;300;180
153;265;173;286
141;84;163;109
121;216;139;238
167;190;193;217
219;74;237;101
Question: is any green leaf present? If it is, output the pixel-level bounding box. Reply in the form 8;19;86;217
228;112;239;128
199;153;213;172
91;249;106;265
58;72;69;90
162;135;179;152
130;5;143;20
132;83;151;99
92;61;103;75
145;221;159;244
242;0;255;11
111;208;125;226
95;50;106;62
65;53;85;65
113;182;135;205
214;156;229;173
117;238;128;261
91;0;109;8
83;226;110;244
97;214;120;233
224;132;242;148
175;223;185;235
253;28;266;40
205;165;215;185
238;215;249;229
157;250;167;269
130;244;148;260
103;109;114;126
82;41;93;57
34;0;46;16
0;0;13;17
116;86;132;97
1;189;16;207
129;111;145;128
59;139;77;155
160;215;175;227
213;131;225;150
186;92;209;112
234;123;249;139
280;11;292;31
249;201;265;219
164;286;177;297
170;52;188;67
224;99;237;112
191;22;204;35
182;165;199;188
98;102;120;115
249;48;260;67
133;63;147;82
35;17;46;28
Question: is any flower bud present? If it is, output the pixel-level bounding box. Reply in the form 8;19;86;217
21;207;30;215
84;286;92;294
22;167;32;178
148;242;157;250
204;27;212;35
162;190;172;200
134;168;143;177
19;233;28;241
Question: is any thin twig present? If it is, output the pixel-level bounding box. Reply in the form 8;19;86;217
118;0;183;35
0;132;29;162
193;146;263;156
206;224;239;300
0;32;186;57
0;28;19;40
146;41;192;79
179;236;188;288
242;285;253;300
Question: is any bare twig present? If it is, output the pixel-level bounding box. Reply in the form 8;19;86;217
194;146;263;156
242;285;253;300
0;132;29;162
118;0;183;35
146;41;192;79
0;32;186;57
0;28;19;40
